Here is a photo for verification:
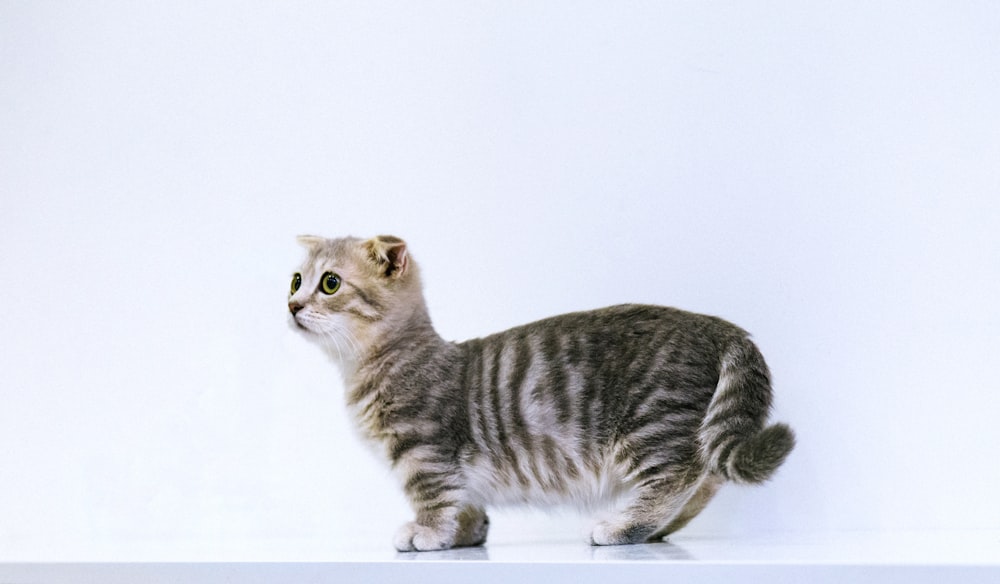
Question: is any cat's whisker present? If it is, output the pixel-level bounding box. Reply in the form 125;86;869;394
322;328;347;362
320;317;362;361
316;318;358;362
334;324;363;358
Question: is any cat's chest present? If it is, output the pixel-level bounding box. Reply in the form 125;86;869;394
345;382;420;450
346;390;389;439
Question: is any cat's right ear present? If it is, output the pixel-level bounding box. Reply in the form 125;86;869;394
365;235;409;279
296;235;325;249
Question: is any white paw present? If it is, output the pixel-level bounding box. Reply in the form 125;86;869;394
588;521;651;546
394;521;453;552
589;521;617;546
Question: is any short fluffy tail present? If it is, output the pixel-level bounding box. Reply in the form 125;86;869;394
724;423;795;484
700;338;795;485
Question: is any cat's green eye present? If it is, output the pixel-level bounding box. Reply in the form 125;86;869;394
320;272;341;295
290;273;302;295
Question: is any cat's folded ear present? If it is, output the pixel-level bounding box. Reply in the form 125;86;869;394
296;235;326;249
365;235;409;279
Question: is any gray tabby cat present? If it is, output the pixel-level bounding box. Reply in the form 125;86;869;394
288;235;794;551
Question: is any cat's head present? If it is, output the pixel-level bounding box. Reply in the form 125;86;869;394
288;235;426;365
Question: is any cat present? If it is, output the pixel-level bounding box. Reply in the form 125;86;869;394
288;234;795;551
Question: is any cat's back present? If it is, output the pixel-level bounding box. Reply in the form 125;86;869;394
463;303;746;351
457;303;749;394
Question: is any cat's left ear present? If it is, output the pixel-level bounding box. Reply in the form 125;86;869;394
296;235;326;249
365;235;409;279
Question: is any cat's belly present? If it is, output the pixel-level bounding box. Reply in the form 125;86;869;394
461;451;631;510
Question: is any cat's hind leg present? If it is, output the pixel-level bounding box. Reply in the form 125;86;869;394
589;475;702;546
646;474;723;541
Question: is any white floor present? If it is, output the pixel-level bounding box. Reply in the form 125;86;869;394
2;530;998;584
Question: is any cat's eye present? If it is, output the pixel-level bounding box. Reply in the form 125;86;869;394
290;273;302;295
320;272;341;295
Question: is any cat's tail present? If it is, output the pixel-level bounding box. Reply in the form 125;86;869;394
700;337;795;485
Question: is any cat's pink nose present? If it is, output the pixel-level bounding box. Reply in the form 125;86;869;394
288;302;303;315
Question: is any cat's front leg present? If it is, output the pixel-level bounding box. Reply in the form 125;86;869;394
394;504;487;552
394;518;455;552
393;459;483;551
453;504;489;547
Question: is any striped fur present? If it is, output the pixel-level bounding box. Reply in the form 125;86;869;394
289;235;795;551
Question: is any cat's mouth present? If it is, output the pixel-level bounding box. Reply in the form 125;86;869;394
289;314;312;333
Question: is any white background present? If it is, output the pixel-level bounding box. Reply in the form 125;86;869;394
2;1;998;559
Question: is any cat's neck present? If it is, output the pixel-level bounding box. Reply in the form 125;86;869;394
345;304;451;387
375;307;445;355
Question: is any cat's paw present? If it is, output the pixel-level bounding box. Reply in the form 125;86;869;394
588;521;619;546
588;521;653;546
455;510;489;547
393;521;454;552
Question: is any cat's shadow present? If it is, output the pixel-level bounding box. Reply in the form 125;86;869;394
394;541;693;562
588;540;695;561
395;545;491;561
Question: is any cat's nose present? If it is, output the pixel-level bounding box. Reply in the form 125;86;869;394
288;302;304;315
